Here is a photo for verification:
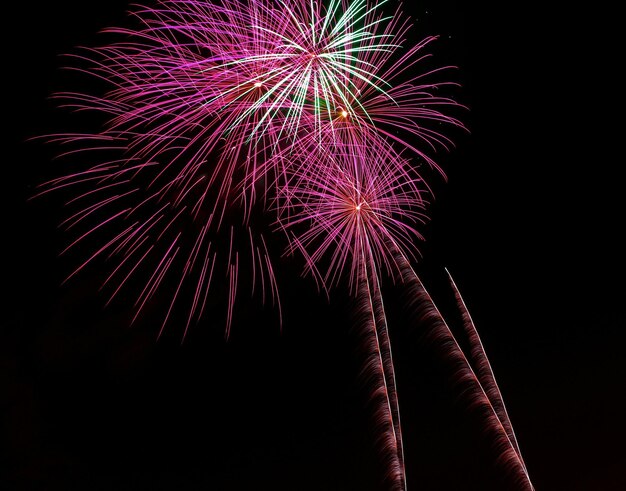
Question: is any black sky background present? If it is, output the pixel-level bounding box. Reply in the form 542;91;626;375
2;1;625;490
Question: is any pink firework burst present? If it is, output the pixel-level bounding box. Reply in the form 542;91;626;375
279;140;428;292
39;0;463;338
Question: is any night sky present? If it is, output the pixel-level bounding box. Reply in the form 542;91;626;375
2;1;624;490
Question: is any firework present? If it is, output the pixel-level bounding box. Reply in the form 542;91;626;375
278;141;429;489
37;0;532;488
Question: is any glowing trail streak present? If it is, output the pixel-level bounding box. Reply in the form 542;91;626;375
360;248;406;490
446;269;530;475
391;244;534;490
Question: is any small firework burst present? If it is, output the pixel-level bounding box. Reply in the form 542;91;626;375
278;139;427;291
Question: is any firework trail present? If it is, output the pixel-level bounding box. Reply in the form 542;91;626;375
392;249;534;489
355;259;405;488
38;0;532;488
446;269;530;476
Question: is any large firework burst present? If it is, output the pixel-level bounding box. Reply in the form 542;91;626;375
41;0;461;334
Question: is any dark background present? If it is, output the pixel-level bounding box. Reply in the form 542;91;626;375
2;1;624;489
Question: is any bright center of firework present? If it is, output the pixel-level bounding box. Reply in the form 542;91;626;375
355;203;362;212
253;81;262;88
341;110;348;118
